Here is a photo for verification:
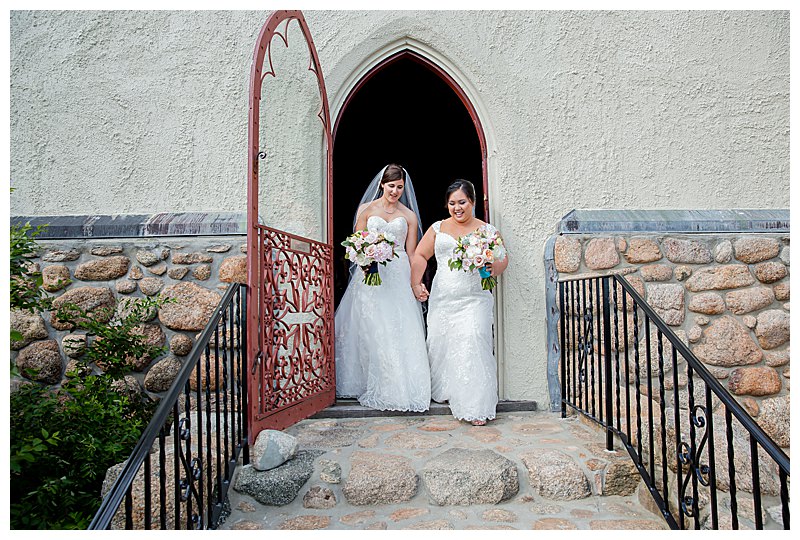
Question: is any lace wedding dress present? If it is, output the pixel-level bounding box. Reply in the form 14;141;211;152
334;215;431;411
427;220;498;422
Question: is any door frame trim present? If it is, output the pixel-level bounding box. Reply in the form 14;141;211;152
329;38;508;398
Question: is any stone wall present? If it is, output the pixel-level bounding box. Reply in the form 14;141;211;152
553;232;789;450
10;235;248;398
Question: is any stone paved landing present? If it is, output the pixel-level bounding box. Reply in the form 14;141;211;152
218;410;669;530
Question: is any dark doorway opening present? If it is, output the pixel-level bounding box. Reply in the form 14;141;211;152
332;53;484;306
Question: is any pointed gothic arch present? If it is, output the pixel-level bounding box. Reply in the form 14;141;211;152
331;48;489;301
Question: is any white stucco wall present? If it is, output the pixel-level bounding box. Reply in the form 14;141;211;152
10;10;790;405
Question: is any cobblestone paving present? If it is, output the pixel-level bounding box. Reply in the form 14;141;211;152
218;410;669;530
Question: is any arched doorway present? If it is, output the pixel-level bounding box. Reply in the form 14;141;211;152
332;50;487;305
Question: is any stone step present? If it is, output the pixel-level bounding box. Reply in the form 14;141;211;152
221;411;667;530
312;399;538;419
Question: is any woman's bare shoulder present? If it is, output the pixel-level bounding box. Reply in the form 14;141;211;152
398;202;416;219
357;200;379;219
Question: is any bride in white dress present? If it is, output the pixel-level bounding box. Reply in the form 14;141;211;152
410;180;509;425
334;164;431;411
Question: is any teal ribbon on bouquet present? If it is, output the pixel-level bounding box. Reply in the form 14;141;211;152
479;265;497;291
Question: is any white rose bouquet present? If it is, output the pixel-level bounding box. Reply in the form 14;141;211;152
341;229;398;286
447;224;506;290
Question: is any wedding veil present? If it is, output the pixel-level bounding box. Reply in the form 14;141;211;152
352;164;424;241
346;165;424;283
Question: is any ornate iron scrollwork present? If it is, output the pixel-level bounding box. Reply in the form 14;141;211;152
577;292;594;384
678;405;711;517
178;417;191;441
255;226;334;425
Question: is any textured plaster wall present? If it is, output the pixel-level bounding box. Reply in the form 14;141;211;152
10;11;790;405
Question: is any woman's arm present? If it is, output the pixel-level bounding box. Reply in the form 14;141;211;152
487;229;509;277
354;203;371;232
410;227;435;300
405;211;419;258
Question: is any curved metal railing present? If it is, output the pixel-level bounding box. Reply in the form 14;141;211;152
89;284;249;530
558;274;789;530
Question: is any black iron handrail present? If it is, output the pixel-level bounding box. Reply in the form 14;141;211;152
558;274;790;530
89;283;249;530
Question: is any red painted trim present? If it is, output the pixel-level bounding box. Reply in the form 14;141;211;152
333;49;489;220
246;10;335;443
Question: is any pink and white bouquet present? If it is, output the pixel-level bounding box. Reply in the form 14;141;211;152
447;224;506;290
341;229;398;286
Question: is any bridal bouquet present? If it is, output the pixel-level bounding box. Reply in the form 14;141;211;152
342;229;398;286
447;224;506;290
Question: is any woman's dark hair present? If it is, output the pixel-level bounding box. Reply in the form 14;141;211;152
381;164;406;184
445;179;476;205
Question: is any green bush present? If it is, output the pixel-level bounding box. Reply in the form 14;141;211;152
10;373;155;529
10;220;50;315
10;298;167;529
9;213;169;528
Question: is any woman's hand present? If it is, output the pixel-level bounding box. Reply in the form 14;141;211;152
412;283;429;302
485;262;495;277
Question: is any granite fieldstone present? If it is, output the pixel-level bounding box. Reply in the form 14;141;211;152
662;238;712;264
688;292;725;315
42;248;81;262
773;281;789;301
234;450;324;506
136;250;160;267
50;286;116;330
725;287;775;315
422;448;519;505
554;236;581;273
693;316;762;367
584;238;619;270
169;333;194;356
685;265;755;292
115;279;137;294
42;264;71;291
172;252;214;264
521;449;591;501
624;237;662;264
646;283;684;325
158;282;221;331
640;264;672;282
755;395;790;447
16;340;62;384
147;261;168;276
167;266;190;280
342;451;419;505
143;355;181;392
755;309;790;349
10;308;48;350
74;256;130;281
220;255;248;283
91;245;124;256
728;367;781;396
753;261;788;284
303;486;337;509
252;429;299;471
733;237;781;264
714;240;733;263
62;333;87;358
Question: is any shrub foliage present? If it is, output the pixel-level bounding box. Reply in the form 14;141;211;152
10;219;167;529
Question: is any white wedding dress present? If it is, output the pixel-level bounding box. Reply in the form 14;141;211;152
334;215;431;411
427;220;498;422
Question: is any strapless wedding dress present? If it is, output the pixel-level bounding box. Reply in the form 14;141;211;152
334;215;431;412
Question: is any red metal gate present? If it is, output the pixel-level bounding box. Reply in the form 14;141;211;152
246;10;335;440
